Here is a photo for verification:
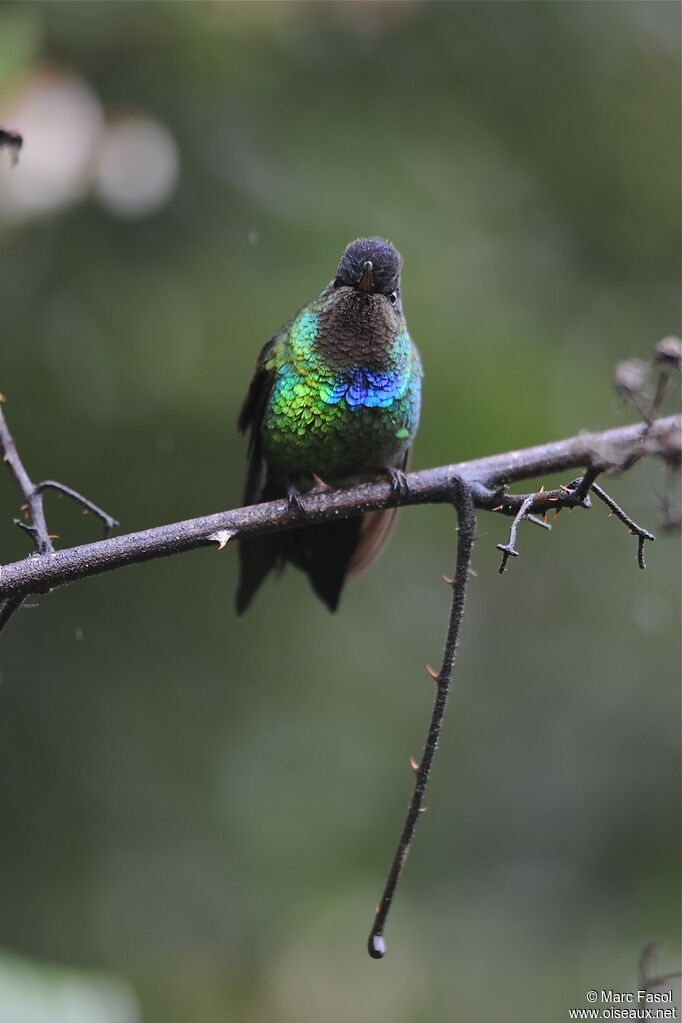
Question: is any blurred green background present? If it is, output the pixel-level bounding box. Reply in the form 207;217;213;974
0;3;679;1021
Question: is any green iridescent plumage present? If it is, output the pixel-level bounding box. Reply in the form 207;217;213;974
262;305;420;477
237;237;422;612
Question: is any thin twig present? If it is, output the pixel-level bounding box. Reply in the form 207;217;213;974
368;478;476;959
0;404;55;632
34;481;119;537
526;513;552;531
591;483;655;569
496;492;537;573
566;467;601;503
0;404;54;555
0;402;119;633
493;471;596;573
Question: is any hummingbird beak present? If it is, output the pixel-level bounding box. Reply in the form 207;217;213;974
357;260;373;293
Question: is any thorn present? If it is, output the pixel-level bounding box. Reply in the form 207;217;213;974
48;534;59;540
547;496;558;502
539;485;545;493
491;505;503;512
208;529;235;550
442;574;453;585
409;756;420;772
0;393;5;402
559;484;572;493
310;471;332;490
425;664;439;681
81;508;90;515
418;806;429;814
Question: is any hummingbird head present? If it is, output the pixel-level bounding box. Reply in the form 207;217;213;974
333;238;402;302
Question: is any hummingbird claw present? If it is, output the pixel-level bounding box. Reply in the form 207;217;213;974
287;482;306;517
386;467;409;501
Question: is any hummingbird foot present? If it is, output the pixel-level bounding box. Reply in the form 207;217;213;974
287;481;306;517
386;466;409;501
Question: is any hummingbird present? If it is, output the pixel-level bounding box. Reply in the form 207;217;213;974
236;237;422;613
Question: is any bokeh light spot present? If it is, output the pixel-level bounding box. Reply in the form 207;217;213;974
94;116;179;219
0;69;103;219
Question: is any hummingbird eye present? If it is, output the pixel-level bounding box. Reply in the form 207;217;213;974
388;291;397;304
332;277;344;289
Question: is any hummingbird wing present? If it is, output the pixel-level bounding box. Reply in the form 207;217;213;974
236;333;284;614
237;333;282;498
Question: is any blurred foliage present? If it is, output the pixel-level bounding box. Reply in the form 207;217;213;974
0;949;140;1023
0;3;679;1022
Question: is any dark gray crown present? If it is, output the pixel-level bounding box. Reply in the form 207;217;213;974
335;237;402;295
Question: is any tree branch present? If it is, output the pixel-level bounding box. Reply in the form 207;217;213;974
368;479;477;958
0;414;678;607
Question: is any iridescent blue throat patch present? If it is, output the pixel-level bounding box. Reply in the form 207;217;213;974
324;369;405;409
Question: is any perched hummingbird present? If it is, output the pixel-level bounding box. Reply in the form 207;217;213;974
237;237;422;613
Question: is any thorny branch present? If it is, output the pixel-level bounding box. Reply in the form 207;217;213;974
0;353;679;957
368;479;476;958
0;410;679;615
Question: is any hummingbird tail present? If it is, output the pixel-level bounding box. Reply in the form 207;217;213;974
236;509;398;613
236;532;283;614
288;517;364;612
